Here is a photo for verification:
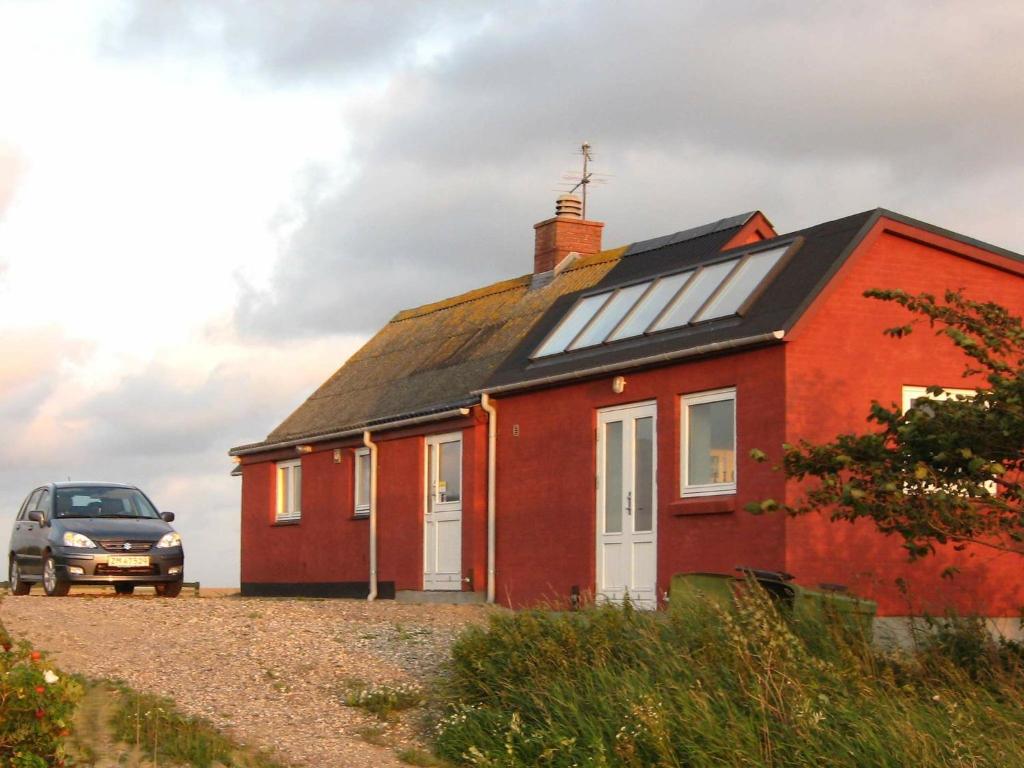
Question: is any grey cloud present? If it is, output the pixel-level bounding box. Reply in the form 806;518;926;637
227;2;1024;339
103;0;488;83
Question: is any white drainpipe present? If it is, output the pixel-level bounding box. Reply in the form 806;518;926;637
480;394;498;604
363;431;379;602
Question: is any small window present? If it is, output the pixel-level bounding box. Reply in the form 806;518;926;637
36;489;51;513
902;385;976;414
354;448;371;517
276;459;302;522
902;385;995;496
26;489;43;514
681;388;736;497
16;493;33;521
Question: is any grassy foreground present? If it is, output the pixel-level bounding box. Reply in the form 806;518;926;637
433;587;1024;767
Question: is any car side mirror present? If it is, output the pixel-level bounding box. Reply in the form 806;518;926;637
27;510;46;525
160;511;175;523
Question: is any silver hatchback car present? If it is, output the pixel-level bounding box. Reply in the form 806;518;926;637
8;482;185;597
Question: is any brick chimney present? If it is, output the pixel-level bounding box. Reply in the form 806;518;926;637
533;194;604;273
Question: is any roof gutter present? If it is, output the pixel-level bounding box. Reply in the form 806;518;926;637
229;406;474;457
476;331;786;396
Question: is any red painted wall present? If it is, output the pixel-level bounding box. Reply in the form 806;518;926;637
784;219;1024;616
240;443;368;585
492;345;788;608
239;418;488;594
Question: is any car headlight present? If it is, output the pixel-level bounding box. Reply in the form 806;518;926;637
62;531;97;548
156;532;182;549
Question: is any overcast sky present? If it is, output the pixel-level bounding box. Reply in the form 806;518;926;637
1;1;1022;587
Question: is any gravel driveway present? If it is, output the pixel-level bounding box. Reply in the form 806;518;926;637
1;592;493;767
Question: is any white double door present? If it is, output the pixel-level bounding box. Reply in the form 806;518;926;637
596;402;658;607
424;432;463;590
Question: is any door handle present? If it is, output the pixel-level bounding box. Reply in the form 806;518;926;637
626;491;632;516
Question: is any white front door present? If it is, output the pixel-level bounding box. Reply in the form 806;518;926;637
597;402;657;607
424;432;463;590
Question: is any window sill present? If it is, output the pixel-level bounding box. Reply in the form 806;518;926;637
669;496;736;516
272;519;300;526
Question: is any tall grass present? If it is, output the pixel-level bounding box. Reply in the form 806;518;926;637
433;586;1024;767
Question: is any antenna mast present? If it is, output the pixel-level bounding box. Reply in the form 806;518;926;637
569;142;594;219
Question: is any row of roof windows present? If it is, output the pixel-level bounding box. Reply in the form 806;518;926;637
533;242;792;358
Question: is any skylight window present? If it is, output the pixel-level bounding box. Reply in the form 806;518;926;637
533;293;610;357
569;282;651;350
531;240;795;359
692;245;788;321
650;259;739;331
609;271;693;341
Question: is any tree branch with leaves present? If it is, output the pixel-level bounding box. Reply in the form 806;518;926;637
748;289;1024;564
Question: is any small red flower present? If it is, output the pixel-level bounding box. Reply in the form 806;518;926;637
35;685;45;694
34;708;45;719
30;651;42;661
1;642;11;652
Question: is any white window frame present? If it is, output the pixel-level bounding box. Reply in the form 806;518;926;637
901;385;976;414
902;385;995;496
354;448;371;518
680;387;737;498
276;459;302;522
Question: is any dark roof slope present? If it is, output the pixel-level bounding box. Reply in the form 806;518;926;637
231;217;752;452
484;210;878;391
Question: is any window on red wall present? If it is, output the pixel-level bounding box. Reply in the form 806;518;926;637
680;388;737;497
276;459;302;522
354;448;371;517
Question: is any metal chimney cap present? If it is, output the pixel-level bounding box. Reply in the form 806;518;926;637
555;194;583;219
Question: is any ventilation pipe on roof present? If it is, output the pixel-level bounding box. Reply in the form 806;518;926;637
363;431;379;602
480;394;498;604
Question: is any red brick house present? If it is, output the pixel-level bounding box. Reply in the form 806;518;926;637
229;197;1024;624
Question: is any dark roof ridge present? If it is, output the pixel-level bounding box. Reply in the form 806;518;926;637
623;211;755;257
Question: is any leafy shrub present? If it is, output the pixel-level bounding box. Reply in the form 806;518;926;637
916;613;1024;682
434;586;1024;767
0;622;82;767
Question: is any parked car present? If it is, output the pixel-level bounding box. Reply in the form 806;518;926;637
8;482;184;597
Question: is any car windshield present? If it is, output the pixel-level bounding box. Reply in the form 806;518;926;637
54;486;160;519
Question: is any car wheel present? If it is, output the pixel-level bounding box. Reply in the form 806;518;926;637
8;559;30;595
42;555;70;597
155;581;182;598
114;584;135;596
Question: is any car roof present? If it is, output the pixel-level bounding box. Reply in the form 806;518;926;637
50;481;139;490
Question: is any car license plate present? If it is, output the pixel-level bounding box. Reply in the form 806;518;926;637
107;555;150;568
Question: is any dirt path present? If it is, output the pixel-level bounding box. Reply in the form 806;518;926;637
1;592;492;767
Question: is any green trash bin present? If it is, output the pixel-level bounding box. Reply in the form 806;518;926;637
741;570;877;639
670;569;877;639
669;572;740;611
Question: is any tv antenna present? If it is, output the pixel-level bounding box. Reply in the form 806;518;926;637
556;142;610;220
